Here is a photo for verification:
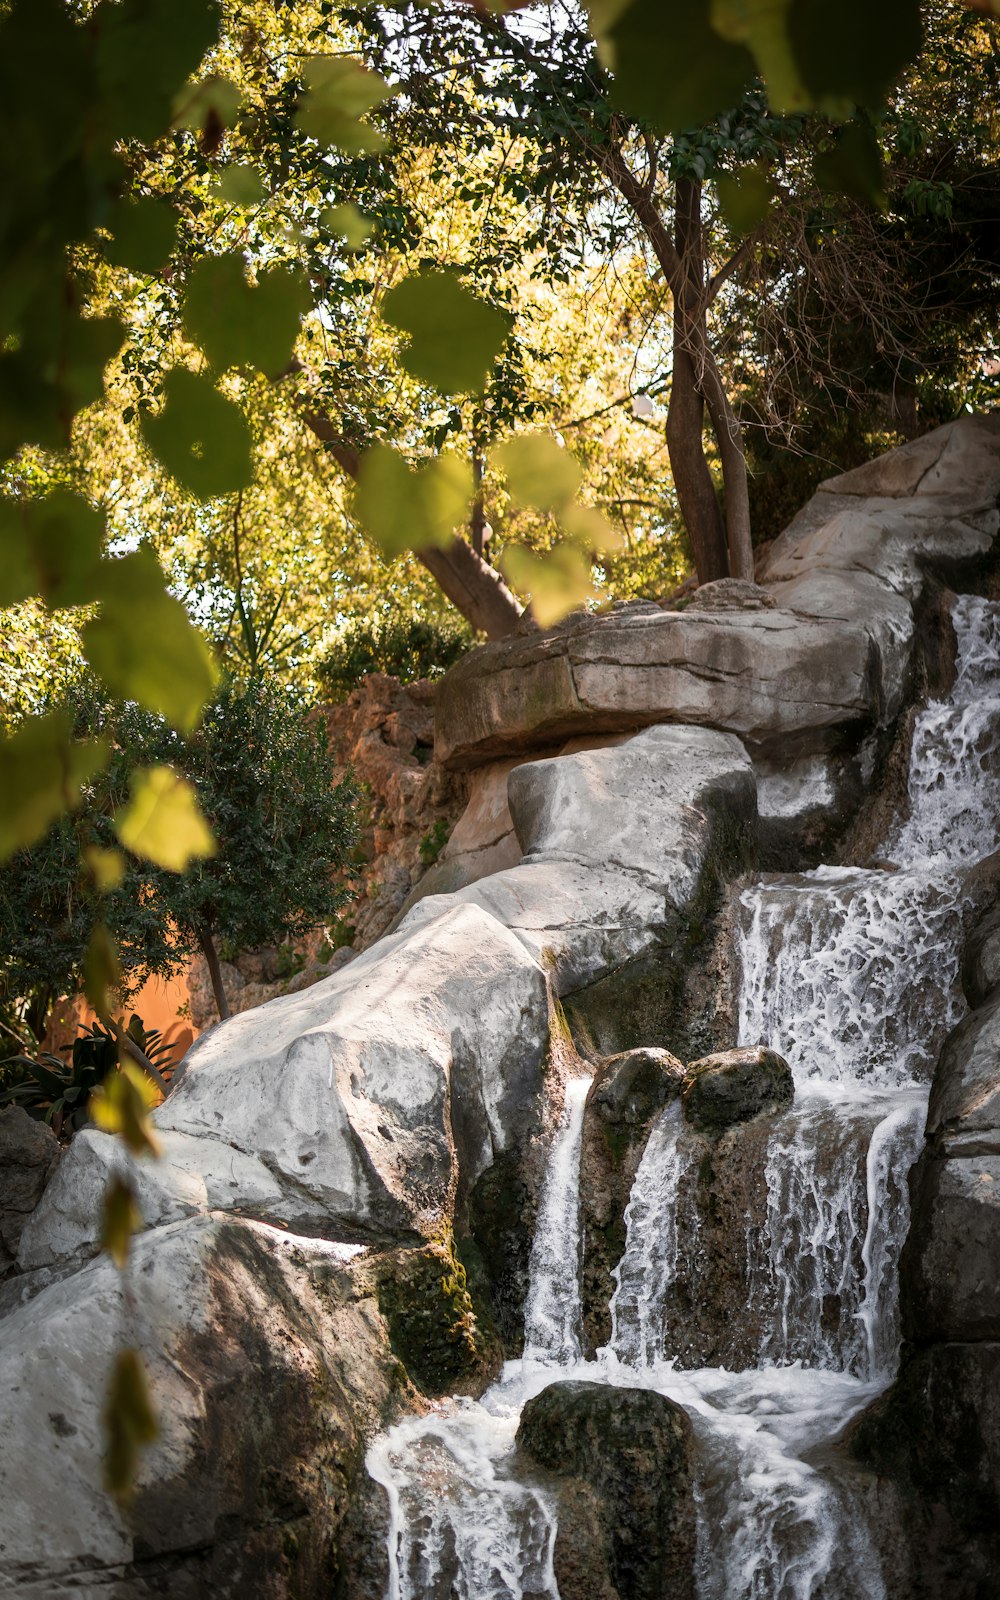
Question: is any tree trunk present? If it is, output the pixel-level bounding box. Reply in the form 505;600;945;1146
666;337;729;582
198;927;231;1022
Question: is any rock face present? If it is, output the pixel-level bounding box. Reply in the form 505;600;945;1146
0;1213;413;1599
852;902;1000;1596
681;1046;793;1135
434;416;1000;771
516;1380;696;1600
0;1108;59;1276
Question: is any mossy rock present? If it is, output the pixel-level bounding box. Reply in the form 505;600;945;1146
681;1046;792;1135
376;1232;501;1397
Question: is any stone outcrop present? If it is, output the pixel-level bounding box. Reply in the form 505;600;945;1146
516;1380;696;1600
852;897;1000;1597
0;1213;414;1599
0;1108;59;1276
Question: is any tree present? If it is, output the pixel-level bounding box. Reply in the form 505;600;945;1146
0;676;358;1032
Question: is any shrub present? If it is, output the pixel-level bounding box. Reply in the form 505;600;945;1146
318;614;473;701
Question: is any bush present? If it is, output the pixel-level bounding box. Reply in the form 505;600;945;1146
318;614;473;701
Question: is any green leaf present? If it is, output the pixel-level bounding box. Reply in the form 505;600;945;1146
104;197;178;275
710;0;808;112
560;504;624;554
84;922;121;1016
321;203;373;250
0;713;108;861
84;547;218;732
101;1175;142;1270
85;846;126;892
96;0;222;145
590;0;755;133
214;165;266;207
716;164;771;234
182;255;308;375
501;542;598;628
295;57;392;153
102;1347;159;1502
172;74;241;133
0;491;105;608
140;368;253;498
492;433;583;512
814;121;887;208
789;0;923;110
91;1062;161;1157
353;446;474;556
116;764;216;872
381;271;512;396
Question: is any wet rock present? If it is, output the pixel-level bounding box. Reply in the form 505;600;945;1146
0;1214;409;1599
374;1229;501;1397
517;1380;696;1600
0;1108;59;1276
903;1151;1000;1342
963;908;1000;1009
926;985;1000;1146
681;1046;793;1135
579;1049;685;1352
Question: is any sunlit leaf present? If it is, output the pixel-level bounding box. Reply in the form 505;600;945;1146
381;271;512;395
102;1348;158;1501
814;121;887;208
710;0;808;112
116;764;215;872
560;504;624;554
322;203;373;249
214;164;265;206
353;446;474;555
84;922;122;1015
101;1174;142;1270
91;1061;161;1158
589;0;754;133
140;368;253;499
0;714;108;860
85;846;126;891
84;547;218;733
104;197;178;275
501;542;598;627
295;56;392;153
492;433;583;512
716;164;771;234
182;255;308;375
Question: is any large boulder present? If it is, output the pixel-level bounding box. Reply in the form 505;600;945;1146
0;1213;414;1600
397;724;756;1001
17;902;550;1269
0;1107;59;1275
516;1380;696;1600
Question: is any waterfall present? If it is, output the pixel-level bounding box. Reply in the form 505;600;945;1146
608;1102;684;1366
366;594;1000;1600
522;1076;591;1363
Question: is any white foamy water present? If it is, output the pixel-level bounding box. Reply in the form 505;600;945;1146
366;595;1000;1600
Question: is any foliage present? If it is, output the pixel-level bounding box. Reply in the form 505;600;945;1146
318;613;474;700
0;1016;173;1139
0;677;359;1033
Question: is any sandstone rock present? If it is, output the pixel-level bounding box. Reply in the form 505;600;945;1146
18;903;550;1267
398;725;756;997
0;1213;408;1599
0;1107;60;1275
819;412;1000;504
516;1380;696;1600
682;1046;793;1135
683;577;775;611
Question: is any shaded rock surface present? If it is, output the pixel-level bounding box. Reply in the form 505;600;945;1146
516;1380;696;1600
0;1107;59;1276
681;1046;793;1135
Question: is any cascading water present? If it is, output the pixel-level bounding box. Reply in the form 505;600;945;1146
366;593;1000;1599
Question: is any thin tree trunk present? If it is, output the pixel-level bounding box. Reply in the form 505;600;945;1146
667;336;729;582
198;928;231;1022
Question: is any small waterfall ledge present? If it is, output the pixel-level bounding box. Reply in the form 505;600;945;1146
3;418;1000;1598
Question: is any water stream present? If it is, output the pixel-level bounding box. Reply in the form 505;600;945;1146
366;593;1000;1599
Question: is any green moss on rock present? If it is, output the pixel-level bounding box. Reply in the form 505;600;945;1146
376;1230;501;1398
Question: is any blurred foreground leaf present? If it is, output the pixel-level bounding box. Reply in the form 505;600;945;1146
354;446;474;555
116;765;215;872
492;433;583;512
103;1348;158;1501
0;714;108;860
91;1061;161;1158
296;56;393;152
101;1175;142;1270
381;272;512;395
141;368;253;499
182;254;308;373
